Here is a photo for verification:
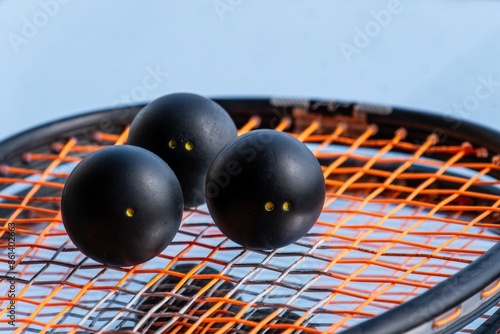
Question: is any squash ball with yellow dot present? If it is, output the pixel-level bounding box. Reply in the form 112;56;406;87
61;145;183;267
206;129;325;250
127;93;237;208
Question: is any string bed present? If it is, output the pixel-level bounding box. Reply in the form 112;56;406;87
1;111;500;333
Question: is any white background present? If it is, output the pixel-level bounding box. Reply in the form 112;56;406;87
0;0;499;141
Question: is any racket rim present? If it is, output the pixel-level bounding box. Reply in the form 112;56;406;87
2;96;500;334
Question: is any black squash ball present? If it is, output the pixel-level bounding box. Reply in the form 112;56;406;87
206;130;325;250
61;145;183;267
126;93;237;208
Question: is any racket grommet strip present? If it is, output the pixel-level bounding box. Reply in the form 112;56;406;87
432;307;462;329
481;279;500;299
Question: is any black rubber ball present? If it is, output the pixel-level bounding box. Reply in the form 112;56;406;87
206;129;325;250
61;145;183;267
126;93;237;208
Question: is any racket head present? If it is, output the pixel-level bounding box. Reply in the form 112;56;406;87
1;98;500;333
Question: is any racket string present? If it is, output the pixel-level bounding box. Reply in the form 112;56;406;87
316;130;496;331
261;125;405;332
2;115;500;333
320;131;430;331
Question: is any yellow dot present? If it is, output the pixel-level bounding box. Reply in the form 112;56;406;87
264;202;275;212
168;139;177;149
185;141;194;151
125;208;135;217
282;201;292;211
